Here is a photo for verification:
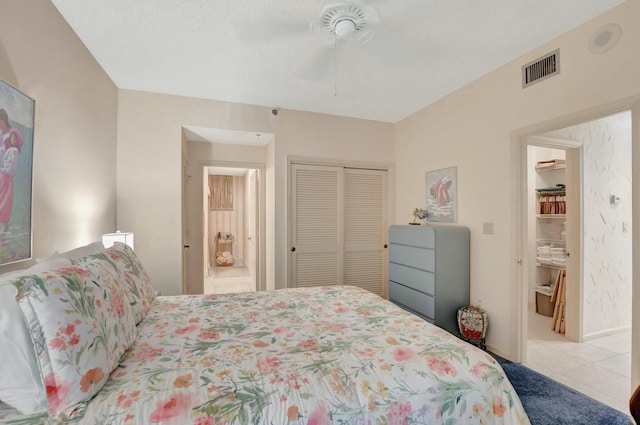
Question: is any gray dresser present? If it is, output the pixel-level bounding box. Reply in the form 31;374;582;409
388;225;470;333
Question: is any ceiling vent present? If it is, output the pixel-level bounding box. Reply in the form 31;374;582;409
522;49;560;89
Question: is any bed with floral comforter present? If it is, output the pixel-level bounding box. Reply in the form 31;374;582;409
1;286;529;425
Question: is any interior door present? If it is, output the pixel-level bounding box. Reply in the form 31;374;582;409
290;164;343;287
343;168;388;297
290;163;388;295
246;169;258;289
564;147;581;341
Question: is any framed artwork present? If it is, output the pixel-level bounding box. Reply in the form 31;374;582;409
209;175;234;211
426;166;457;222
0;79;34;265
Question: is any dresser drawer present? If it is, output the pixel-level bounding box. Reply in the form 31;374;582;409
388;262;435;296
393;303;435;324
388;281;435;320
389;225;435;249
389;243;435;272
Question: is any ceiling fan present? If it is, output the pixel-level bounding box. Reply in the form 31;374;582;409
298;1;381;81
233;1;415;83
310;2;379;45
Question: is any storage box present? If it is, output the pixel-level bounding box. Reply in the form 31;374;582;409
536;291;554;317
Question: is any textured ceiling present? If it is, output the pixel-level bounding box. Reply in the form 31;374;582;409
52;0;626;123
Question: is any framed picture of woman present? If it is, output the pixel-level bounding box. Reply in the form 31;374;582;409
0;79;34;265
426;166;457;222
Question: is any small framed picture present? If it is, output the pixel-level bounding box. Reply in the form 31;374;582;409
426;166;457;222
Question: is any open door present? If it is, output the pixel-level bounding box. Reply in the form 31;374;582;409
245;169;258;290
563;147;582;342
631;100;640;390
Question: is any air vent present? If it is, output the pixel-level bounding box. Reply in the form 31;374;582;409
522;49;560;88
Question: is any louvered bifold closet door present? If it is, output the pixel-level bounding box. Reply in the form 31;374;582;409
290;164;343;288
343;168;388;297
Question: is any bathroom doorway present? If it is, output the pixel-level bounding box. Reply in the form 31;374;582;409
203;166;260;294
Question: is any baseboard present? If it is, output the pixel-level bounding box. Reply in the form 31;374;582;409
583;325;631;341
486;343;516;362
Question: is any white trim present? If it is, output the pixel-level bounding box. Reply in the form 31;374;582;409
288;155;392;171
631;100;640;390
583;325;631;342
527;135;583;149
511;96;640;365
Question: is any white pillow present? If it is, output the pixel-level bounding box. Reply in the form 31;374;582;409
0;257;72;414
34;252;65;263
59;241;104;261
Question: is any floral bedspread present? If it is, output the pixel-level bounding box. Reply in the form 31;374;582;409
1;286;530;425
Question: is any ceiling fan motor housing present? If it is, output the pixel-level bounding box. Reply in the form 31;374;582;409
321;4;368;38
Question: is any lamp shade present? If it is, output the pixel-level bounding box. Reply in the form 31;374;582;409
102;231;134;250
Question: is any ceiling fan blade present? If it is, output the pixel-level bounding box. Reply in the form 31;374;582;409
295;44;335;81
232;17;308;44
363;30;426;69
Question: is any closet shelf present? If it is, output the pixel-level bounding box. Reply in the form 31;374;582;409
537;263;566;270
537;238;565;245
535;190;566;195
535;164;566;171
537;214;566;219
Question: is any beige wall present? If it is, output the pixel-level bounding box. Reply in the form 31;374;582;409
395;0;639;369
119;92;395;295
117;91;275;296
0;0;117;273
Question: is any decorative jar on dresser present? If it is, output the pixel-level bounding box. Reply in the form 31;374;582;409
388;224;470;333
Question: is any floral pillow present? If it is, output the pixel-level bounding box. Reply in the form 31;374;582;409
0;258;72;415
75;243;155;324
13;260;137;419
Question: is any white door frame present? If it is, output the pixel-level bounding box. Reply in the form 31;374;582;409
198;160;266;292
510;98;639;368
519;136;584;361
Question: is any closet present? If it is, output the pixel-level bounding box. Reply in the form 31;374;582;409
533;156;567;331
289;163;388;296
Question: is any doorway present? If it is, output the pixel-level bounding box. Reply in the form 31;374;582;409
204;166;259;294
519;110;633;411
182;128;270;296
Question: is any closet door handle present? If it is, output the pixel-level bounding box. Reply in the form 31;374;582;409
384;244;388;248
291;247;296;252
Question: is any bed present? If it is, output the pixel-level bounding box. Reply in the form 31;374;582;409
0;244;530;425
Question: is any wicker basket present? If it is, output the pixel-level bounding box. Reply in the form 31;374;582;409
457;305;488;349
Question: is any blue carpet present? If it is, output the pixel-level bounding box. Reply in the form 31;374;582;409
500;361;633;425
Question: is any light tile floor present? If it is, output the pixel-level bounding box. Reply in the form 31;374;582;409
525;310;632;414
204;265;255;294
